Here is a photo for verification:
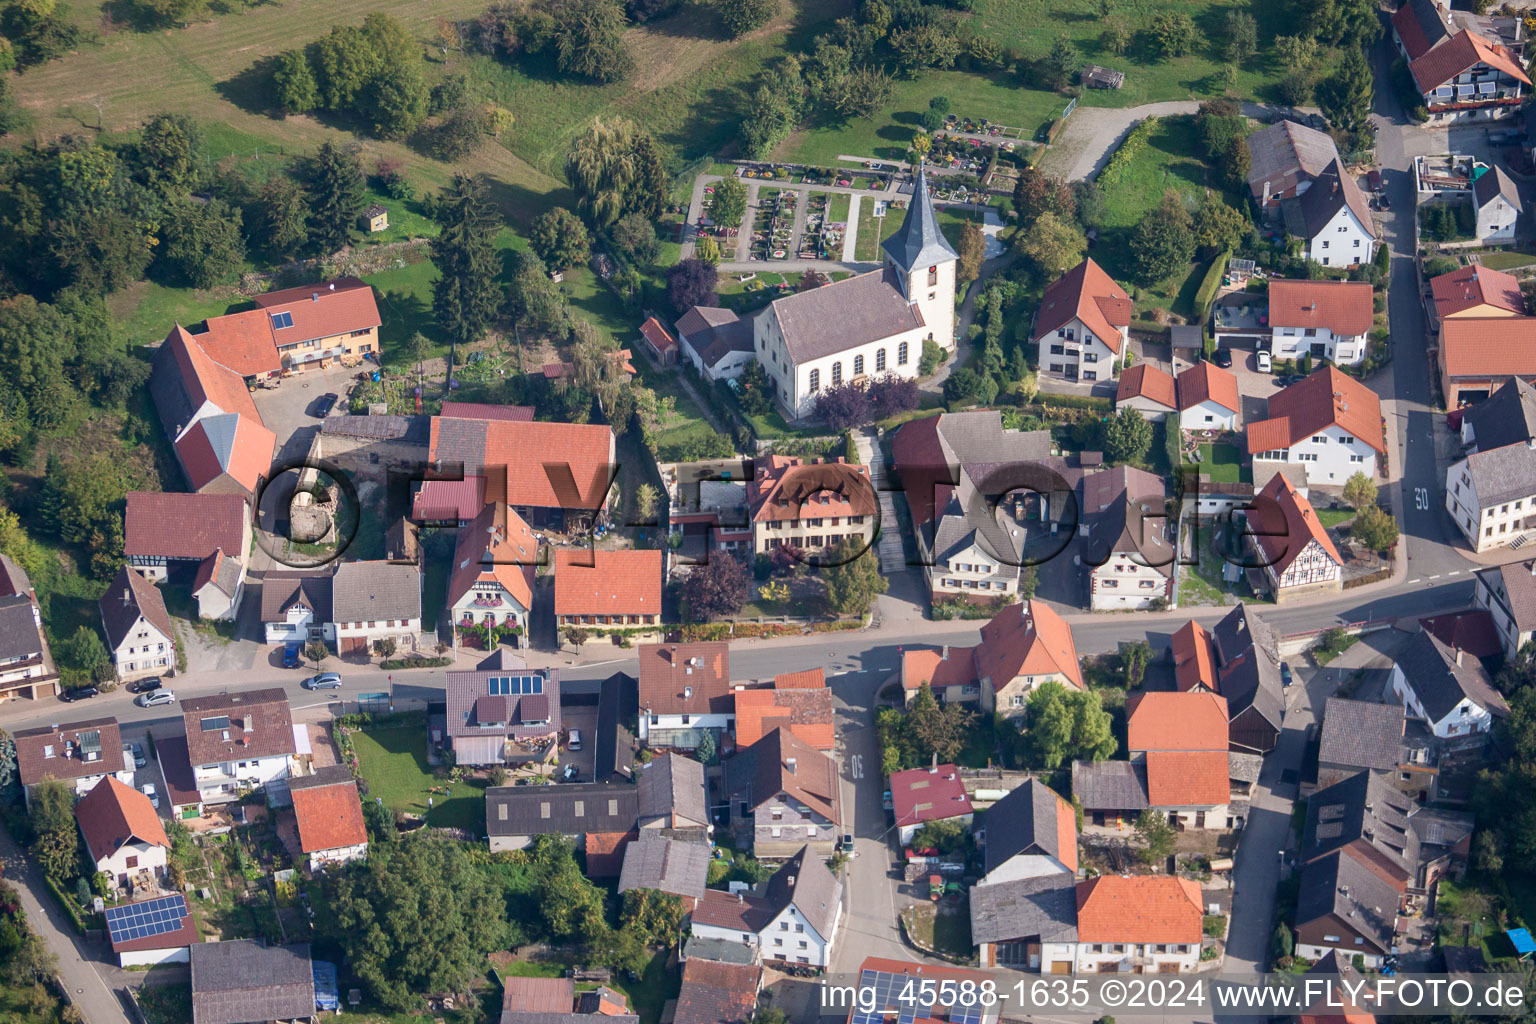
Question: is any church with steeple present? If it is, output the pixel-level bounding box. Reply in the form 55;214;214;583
752;169;959;419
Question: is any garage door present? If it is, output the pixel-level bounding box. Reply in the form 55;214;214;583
340;637;367;655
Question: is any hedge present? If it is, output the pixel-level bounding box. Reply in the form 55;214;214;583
379;655;452;670
44;877;87;934
1194;254;1228;320
1098;117;1159;188
1033;392;1112;411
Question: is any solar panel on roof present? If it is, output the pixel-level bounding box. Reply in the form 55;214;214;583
103;894;189;944
270;311;294;330
951;1003;985;1024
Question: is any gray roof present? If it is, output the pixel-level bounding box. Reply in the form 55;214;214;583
981;779;1071;876
1295;850;1400;954
1318;698;1407;772
760;846;843;941
1463;438;1536;507
692;319;755;369
1397;0;1454;54
1283;159;1376;242
1463;377;1536;451
617;832;710;899
1395;629;1508;723
1246;120;1341;201
1212;604;1285;733
636;752;708;828
485;782;639;838
1171;325;1205;348
882;168;960;271
0;594;43;663
444;668;560;740
258;570;333;623
1474;166;1522;213
1080;466;1172;571
331;560;420;623
674;305;739;341
1301;770;1419;880
1409;805;1475;851
969;872;1078;944
100;566;175;649
190;941;315;1024
1479;559;1536;631
1071;759;1149;812
767;267;923;364
1229;752;1264;784
504;1016;639;1024
595;673;637;783
683;935;759;965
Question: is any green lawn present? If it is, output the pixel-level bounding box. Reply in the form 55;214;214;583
1314;507;1355;529
1186;443;1249;484
855;198;903;262
1477;252;1536;270
350;720;487;834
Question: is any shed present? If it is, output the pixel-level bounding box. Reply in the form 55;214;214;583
1171;325;1204;351
1081;65;1125;89
363;205;388;233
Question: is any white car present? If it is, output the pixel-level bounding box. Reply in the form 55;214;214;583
141;783;159;809
567;729;582;751
1256;350;1273;373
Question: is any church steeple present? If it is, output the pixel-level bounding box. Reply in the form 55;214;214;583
881;166;960;273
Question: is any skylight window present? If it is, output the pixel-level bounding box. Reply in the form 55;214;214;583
270;311;294;330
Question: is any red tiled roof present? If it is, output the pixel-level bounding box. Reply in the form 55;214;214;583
1033;258;1133;353
901;647;975;692
773;669;825;689
1117;364;1177;410
1392;0;1437;60
444;501;537;613
585;829;636;878
974;600;1084;691
250;277;382;344
1246;367;1384;454
193;309;281;377
125;491;246;560
747;455;876;523
675;959;760;1024
163;325;265;426
501;976;575;1013
1431;265;1525;320
1171;620;1219;693
639;642;732;716
75;777;169;864
289;774;366;854
411;476;487;522
1249;473;1343;577
1145;750;1232;807
440;401;534;421
734;687;834;750
173;414;276;494
1267;279;1374;337
1410;29;1530;92
888;764;974;827
888;414;950;528
1177;361;1240;414
430;418;616;511
1440;317;1536;379
1075;875;1204;943
639;316;677;354
554;549;661;617
1127;691;1230;752
1421;609;1504;659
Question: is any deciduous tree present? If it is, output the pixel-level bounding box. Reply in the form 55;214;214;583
715;0;777;37
1342;471;1377;509
668;258;718;313
529;207;591;273
1223;10;1257;64
611;211;659;263
1015;210;1085;278
566;117;666;227
1150;12;1197;58
680;551;751;621
272;49;319;113
1350;503;1399;553
28;779;76;881
507;250;568;335
1134;808;1177;864
708;176;748;229
1103;408;1153;464
1128;190;1194;284
957;220;985;287
816;381;872;430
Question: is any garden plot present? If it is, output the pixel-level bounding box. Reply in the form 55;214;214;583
750;189;798;261
798;193;847;261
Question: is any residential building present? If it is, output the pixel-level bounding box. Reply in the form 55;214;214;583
1264;279;1375;366
180;688;297;804
1299;950;1378;1024
746;455;876;556
14;719;132;806
1294;849;1401;967
445;502;537;647
1280;160;1377;265
1314;697;1437;801
76;777;170;891
1475;556;1536;657
1428;263;1525;337
100;566;177;683
259;571;333;646
331;560;421;656
410;475;486;527
553;549;662;631
1247;367;1384;488
189;940;316;1024
675;306;755;381
974;601;1084;714
888;763;975;845
1115;364;1177;422
239;278;381;372
1168;604;1285;753
1072;875;1204;973
661;458;753;558
1176;361;1241;431
1389;628;1508;737
635;752;710;834
689;847;843;967
1301;771;1420;888
889;410;1059;602
0;556;55;701
124;491;250;620
618;831;710;901
722;728;842;858
1474;165;1523;241
753;170;957;418
1246;474;1344;602
734;674;833;751
1406;29;1529;123
500;975;639;1022
149;326;277;497
1031;258;1132;382
1079;466;1174;611
674;959;760;1024
637;641;733;748
975;778;1078;882
104;895;199;968
899;645;980;704
443;663;559;766
838;959;1000;1020
1392;0;1454;63
638;316;679;366
594;672;638;784
428;415;616;529
1446;378;1536;549
1459;375;1536;449
1246;119;1343;210
1121;690;1234;828
287;766;367;872
1170;620;1219;693
1438;315;1536;407
970;870;1079;972
486;782;640;853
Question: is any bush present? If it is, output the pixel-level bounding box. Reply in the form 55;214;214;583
1098;118;1157;189
919;339;946;376
1193;254;1228;320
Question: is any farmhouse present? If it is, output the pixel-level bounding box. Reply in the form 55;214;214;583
554;549;663;631
331;561;421;656
150;327;277;498
1245;474;1344;602
428;415;616;529
444;501;537;647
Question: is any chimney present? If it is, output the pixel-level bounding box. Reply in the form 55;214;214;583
684;686;693;700
243;715;253;733
941;645;949;660
930;753;938;773
786;757;797;773
787;875;796;886
1455;648;1463;666
311;292;320;302
328;282;336;291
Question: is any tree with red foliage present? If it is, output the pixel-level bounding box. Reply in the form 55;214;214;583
816;381;872;430
668;258;718;313
679;551;751;622
867;374;919;420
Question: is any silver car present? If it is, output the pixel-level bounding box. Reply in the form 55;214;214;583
303;672;343;690
135;690;176;707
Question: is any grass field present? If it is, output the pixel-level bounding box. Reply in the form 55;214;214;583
350;721;486;834
1477;252;1536;270
1187;443;1248;484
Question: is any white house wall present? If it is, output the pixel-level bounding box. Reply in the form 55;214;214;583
1179;400;1238;432
1305;207;1375;268
1253;425;1376;486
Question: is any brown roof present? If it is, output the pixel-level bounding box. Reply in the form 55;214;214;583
1171;620;1219;693
250;277;382;344
733;687;834;750
124;491;246;560
1177;361;1240;414
1075;875;1204;943
1249;474;1343;576
675;959;760;1024
554;549;662;618
725;727;841;824
584;828;635;878
288;765;367;854
692;888;771;930
1410;29;1530;92
100;566;176;650
429;417;615;512
1246;367;1384;454
500;977;575;1014
766;267;924;364
181;688;296;767
1245;120;1342;202
1267;279;1374;337
1431;265;1526;320
438;401;535;422
638;642;732;717
258;571;333;623
746;455;876;523
1127;691;1230;752
1116;364;1177;410
1441;317;1536;379
974;600;1084;691
1033;258;1133;353
75;776;169;863
15;718;125;788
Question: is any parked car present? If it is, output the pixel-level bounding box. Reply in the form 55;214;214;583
839;834;855;854
313;393;339;418
130;743;147;768
282;642;302;669
563;763;580;781
135;690;176;707
1212;347;1233;368
1275;373;1305;387
303;672;342;690
1280;662;1293;688
141;783;159;810
60;686;100;702
1256;350;1272;372
1367;169;1383;192
567;729;582;751
128;677;162;694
